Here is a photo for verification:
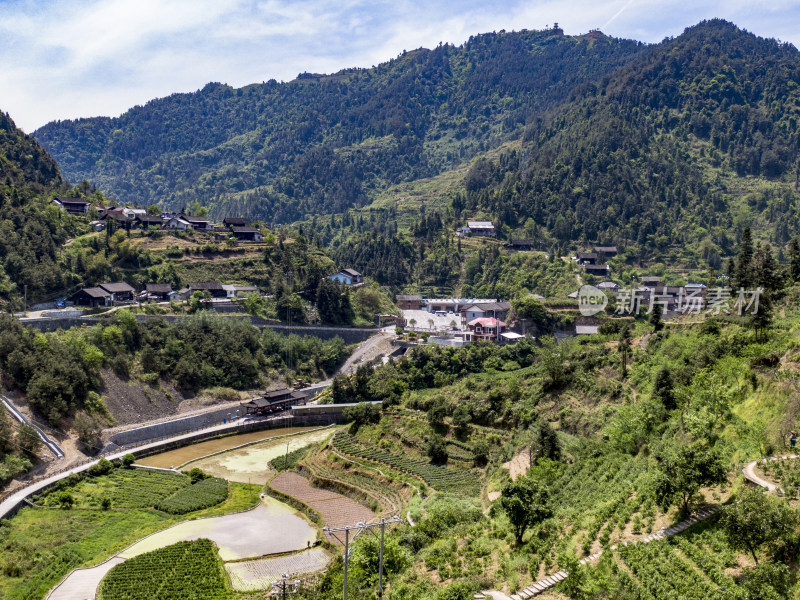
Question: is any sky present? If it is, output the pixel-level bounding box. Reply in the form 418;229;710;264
1;0;798;132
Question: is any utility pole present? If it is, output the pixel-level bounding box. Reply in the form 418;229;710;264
323;516;401;600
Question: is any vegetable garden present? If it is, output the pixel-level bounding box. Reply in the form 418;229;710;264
98;539;233;600
332;432;480;495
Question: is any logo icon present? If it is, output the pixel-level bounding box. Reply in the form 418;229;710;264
578;285;608;316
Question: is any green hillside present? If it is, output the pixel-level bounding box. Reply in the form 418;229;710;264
34;27;646;222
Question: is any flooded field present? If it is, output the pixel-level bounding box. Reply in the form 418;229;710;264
119;496;316;561
186;428;336;484
137;425;326;469
226;548;331;591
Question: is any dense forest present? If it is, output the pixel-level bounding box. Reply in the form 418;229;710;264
0;311;351;430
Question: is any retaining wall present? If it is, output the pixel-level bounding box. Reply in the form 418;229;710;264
110;407;240;447
19;314;377;344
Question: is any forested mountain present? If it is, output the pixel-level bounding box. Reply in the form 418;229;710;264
454;19;800;262
34;27;647;222
0;112;80;307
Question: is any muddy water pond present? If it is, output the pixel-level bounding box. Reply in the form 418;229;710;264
186;428;336;484
136;426;326;469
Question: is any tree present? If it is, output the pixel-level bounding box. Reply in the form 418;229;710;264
58;491;74;509
531;419;561;463
652;440;727;513
789;237;800;283
619;325;631;378
734;226;754;290
74;412;102;455
427;396;448;430
343;402;381;434
499;475;552;545
750;289;773;341
426;434;448;464
720;489;798;564
649;303;663;332
653;367;676;410
452;404;472;440
147;204;161;215
741;562;792;599
17;423;40;456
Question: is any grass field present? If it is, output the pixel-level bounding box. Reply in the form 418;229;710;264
0;482;261;600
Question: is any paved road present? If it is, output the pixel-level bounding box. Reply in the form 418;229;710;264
0;416;276;520
1;396;64;459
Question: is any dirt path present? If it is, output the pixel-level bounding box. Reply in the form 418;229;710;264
742;454;798;492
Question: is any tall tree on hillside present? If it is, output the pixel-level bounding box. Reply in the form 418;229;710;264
499;476;552;545
619;325;632;378
788;237;800;283
751;243;782;292
734;227;754;290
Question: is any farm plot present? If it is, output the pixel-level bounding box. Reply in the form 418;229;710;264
271;472;375;535
119;497;316;561
186;428;334;484
156;477;229;514
35;468;193;510
99;539;232;600
225;548;331;591
332;432;480;495
137;426;324;469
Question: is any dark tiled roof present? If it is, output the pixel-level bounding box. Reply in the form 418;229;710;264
98;282;135;294
80;287;111;298
341;268;361;277
189;281;223;291
232;226;260;233
146;283;173;293
223;217;248;226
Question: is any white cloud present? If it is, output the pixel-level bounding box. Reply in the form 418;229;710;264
0;0;797;132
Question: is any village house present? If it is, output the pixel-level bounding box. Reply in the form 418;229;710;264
187;281;228;299
330;269;363;285
98;282;136;303
144;283;176;301
230;226;263;242
70;287;111;307
396;294;424;310
52;197;90;215
136;215;163;229
505;239;534;251
460;301;512;327
466;221;496;237
584;264;610;278
167;216;191;230
223;217;248;228
183;215;215;231
576;252;597;265
425;298;497;314
593;245;619;257
240;389;307;416
466;317;505;340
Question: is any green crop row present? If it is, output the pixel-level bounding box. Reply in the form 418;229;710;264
155;478;228;514
332;433;480;495
99;539;232;600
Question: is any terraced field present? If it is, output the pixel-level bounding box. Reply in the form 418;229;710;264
270;472;375;538
225;548;331;591
331;432;480;495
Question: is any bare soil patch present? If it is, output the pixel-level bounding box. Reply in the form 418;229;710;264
271;472;375;539
502;450;530;481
